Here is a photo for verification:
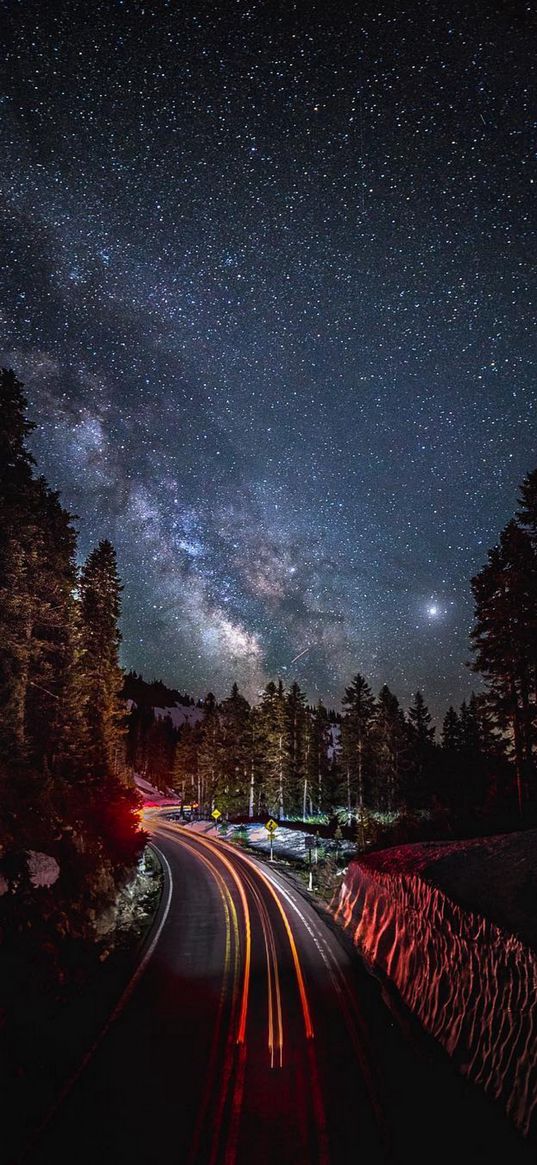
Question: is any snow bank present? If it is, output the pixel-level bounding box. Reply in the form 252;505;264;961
27;851;60;888
134;773;180;806
333;842;537;1138
168;818;356;862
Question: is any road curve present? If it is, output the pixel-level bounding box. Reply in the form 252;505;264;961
22;815;533;1165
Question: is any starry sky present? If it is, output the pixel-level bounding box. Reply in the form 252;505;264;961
1;0;535;717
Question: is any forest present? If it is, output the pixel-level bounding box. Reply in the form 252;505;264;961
0;369;143;986
1;364;536;964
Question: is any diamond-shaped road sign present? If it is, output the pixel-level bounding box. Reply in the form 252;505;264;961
265;819;278;834
211;808;221;820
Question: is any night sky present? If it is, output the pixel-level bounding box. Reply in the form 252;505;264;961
1;0;535;716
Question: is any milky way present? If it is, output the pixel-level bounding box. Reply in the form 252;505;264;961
1;0;535;715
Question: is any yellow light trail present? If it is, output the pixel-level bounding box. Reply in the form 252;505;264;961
218;839;315;1040
166;825;252;1046
156;821;325;1163
240;865;284;1068
157;831;239;1165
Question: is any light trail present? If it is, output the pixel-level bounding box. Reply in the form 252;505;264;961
240;865;284;1068
289;645;312;665
218;842;330;1164
159;824;248;1165
217;838;315;1040
258;854;387;1148
168;823;285;1071
158;823;328;1162
170;826;253;1045
175;839;238;1165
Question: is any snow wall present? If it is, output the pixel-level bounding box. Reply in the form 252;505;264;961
333;859;537;1137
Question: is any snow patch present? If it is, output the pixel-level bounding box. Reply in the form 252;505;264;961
168;818;356;861
27;851;60;888
153;704;205;730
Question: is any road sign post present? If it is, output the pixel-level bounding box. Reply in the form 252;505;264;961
265;818;278;861
304;834;314;890
211;808;221;826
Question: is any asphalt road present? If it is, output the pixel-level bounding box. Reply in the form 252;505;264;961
22;817;533;1165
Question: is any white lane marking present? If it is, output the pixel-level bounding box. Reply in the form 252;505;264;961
257;867;337;976
261;862;387;1135
19;843;173;1162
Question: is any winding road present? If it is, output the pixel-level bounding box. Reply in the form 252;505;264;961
24;814;533;1165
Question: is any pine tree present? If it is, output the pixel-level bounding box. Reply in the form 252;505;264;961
442;706;461;752
0;371;84;776
286;681;308;816
307;701;332;815
405;691;436;809
341;674;375;822
173;721;202;806
247;704;264;818
258;680;290;818
516;468;537;772
219;683;251;814
471;520;536;812
198;692;222;813
147;714;177;792
79;540;125;780
370;685;408;812
0;372;142;956
517;468;537;543
0;369;39;759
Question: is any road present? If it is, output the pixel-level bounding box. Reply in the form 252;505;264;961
22;816;532;1165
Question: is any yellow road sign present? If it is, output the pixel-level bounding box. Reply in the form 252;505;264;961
265;819;278;833
211;808;221;820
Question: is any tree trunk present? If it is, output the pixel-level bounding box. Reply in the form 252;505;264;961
510;677;525;815
248;757;255;818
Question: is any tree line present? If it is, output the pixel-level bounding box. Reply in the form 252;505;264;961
127;671;513;833
0;369;142;954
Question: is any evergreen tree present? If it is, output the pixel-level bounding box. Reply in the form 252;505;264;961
0;370;85;781
219;683;251;814
125;701;155;776
286;681;308;816
307;701;332;815
147;714;177;792
79;540;126;780
341;674;375;821
517;467;537;543
246;704;264;818
0;372;142;968
405;691;436;809
370;685;408;812
258;680;290;817
173;721;202;806
198;692;222;812
442;706;461;751
471;520;536;811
